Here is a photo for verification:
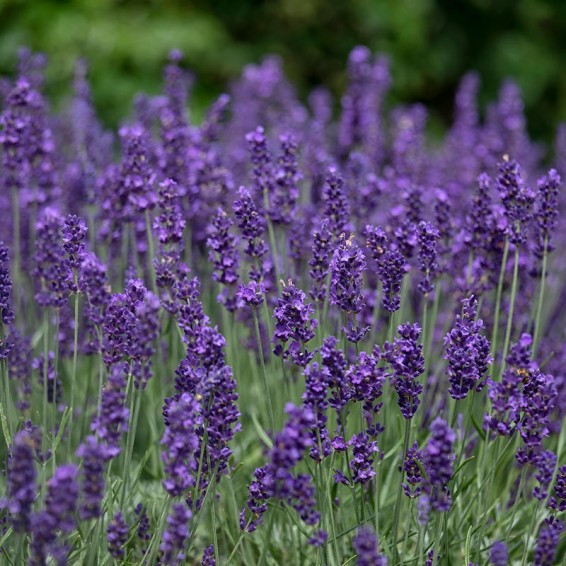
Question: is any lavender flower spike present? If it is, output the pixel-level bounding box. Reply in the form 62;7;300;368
353;527;388;566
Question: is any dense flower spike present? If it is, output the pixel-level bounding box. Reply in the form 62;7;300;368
30;465;79;565
423;417;456;512
309;218;333;302
91;363;129;454
322;167;350;233
383;323;425;419
62;214;88;271
402;441;425;498
107;512;129;559
0;243;14;326
242;404;318;532
33;208;71;308
489;541;508;566
534;169;561;257
444;295;492;400
353;527;388;566
549;465;566;512
161;392;202;496
270;133;302;225
496;157;535;245
417;221;439;295
233;186;268;261
161;503;191;566
273;280;318;367
2;431;36;532
534;517;563;566
76;436;112;520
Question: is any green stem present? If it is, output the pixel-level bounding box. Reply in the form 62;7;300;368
253;309;275;432
68;286;80;455
391;419;411;561
532;238;549;357
491;238;509;378
500;245;520;376
145;210;158;294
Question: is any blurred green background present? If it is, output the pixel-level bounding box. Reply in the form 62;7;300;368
1;0;565;141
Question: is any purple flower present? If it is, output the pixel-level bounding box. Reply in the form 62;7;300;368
533;450;556;501
237;281;265;308
308;530;328;547
91;362;129;455
365;225;408;313
444;295;492;400
402;441;425;498
383;323;425;419
417;221;439;296
302;362;332;461
201;544;216;566
496;157;535;245
0;243;14;326
242;404;318;532
270;134;302;225
329;233;366;315
346;349;386;431
135;503;151;542
161;392;202;497
33;208;71;308
102;279;160;389
246;126;273;201
309;218;333;302
534;169;561;257
322;167;350;233
154;178;186;245
424;417;456;512
353;527;388;566
233;186;268;260
549;465;566;512
534;517;563;566
2;430;36;532
489;541;508;566
321;336;350;419
161;503;191;566
108;512;129;559
273;280;318;367
76;436;112;520
62;214;88;271
30;465;78;565
207;208;240;288
348;432;378;484
118;123;157;216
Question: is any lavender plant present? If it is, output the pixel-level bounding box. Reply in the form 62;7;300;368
0;45;565;566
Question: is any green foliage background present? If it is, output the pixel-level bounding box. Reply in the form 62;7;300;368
1;0;565;141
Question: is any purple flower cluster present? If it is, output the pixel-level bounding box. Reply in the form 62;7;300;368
401;441;425;498
91;362;129;455
496;157;535;245
423;417;456;512
309;218;333;303
383;322;425;419
107;512;129;559
365;224;408;313
444;295;491;400
0;242;14;327
242;404;319;532
273;280;318;367
2;430;36;532
160;503;191;566
353;527;388;566
161;392;202;496
417;221;439;296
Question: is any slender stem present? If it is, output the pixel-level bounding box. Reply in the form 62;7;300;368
520;500;541;566
391;419;411;561
500;245;520;376
68;286;80;455
491;238;509;377
145;210;158;294
532;238;549;357
253;309;275;431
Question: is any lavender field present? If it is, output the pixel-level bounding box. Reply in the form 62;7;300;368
0;46;565;565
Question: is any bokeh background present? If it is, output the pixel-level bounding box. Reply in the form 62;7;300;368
1;0;565;141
